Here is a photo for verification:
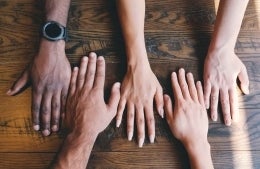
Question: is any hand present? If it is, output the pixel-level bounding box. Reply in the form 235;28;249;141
164;68;213;169
116;62;164;147
164;68;208;147
64;52;121;137
203;48;249;125
7;39;71;136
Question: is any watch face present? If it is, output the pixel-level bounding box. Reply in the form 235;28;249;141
45;22;62;38
43;21;66;41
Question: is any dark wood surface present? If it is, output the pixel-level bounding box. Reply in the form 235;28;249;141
1;0;260;168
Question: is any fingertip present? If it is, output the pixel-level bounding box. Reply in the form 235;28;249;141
113;82;121;90
211;114;217;122
116;119;121;128
225;119;232;126
42;129;50;136
149;135;155;144
97;55;104;61
128;131;133;141
6;89;12;95
242;85;250;95
33;125;40;131
52;125;58;132
138;137;144;148
159;108;164;118
171;72;177;79
89;52;97;58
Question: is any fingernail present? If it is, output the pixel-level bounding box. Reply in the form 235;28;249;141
245;87;250;95
160;108;164;118
116;120;121;128
128;131;133;141
205;103;209;109
149;135;155;143
225;119;231;126
114;82;121;88
138;137;144;148
89;52;97;57
6;89;11;95
52;125;58;132
33;125;40;131
212;115;217;121
42;129;50;136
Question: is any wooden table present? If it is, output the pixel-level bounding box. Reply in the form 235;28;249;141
1;0;260;168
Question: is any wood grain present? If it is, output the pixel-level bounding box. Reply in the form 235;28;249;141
1;0;260;168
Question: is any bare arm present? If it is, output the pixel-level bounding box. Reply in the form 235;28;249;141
204;0;249;125
7;0;71;136
164;69;214;169
54;132;96;169
116;0;164;147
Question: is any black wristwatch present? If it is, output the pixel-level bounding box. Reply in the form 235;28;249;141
42;21;68;41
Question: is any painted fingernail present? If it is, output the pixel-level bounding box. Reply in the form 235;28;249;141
128;131;133;141
149;135;155;143
159;108;164;118
33;125;40;131
205;103;209;109
42;129;50;136
244;87;250;95
138;137;144;148
116;120;121;128
52;125;58;132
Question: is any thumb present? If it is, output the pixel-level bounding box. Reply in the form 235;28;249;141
238;65;249;95
7;68;30;96
107;82;121;116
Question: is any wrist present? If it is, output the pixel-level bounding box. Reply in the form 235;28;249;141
208;36;235;54
185;139;211;157
37;38;66;58
70;130;98;143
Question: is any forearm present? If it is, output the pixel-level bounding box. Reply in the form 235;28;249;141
54;132;97;169
38;0;71;56
210;0;249;50
185;141;214;169
45;0;71;26
116;0;149;66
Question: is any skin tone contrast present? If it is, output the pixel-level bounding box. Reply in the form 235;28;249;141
53;54;213;168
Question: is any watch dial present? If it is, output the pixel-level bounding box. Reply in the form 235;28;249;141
46;23;62;38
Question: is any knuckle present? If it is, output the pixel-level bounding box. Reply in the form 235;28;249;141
41;105;50;115
146;117;155;125
52;102;60;111
128;112;134;120
137;118;144;125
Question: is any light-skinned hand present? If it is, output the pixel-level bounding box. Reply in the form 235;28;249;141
164;68;213;169
204;49;249;126
116;62;163;147
64;52;121;137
